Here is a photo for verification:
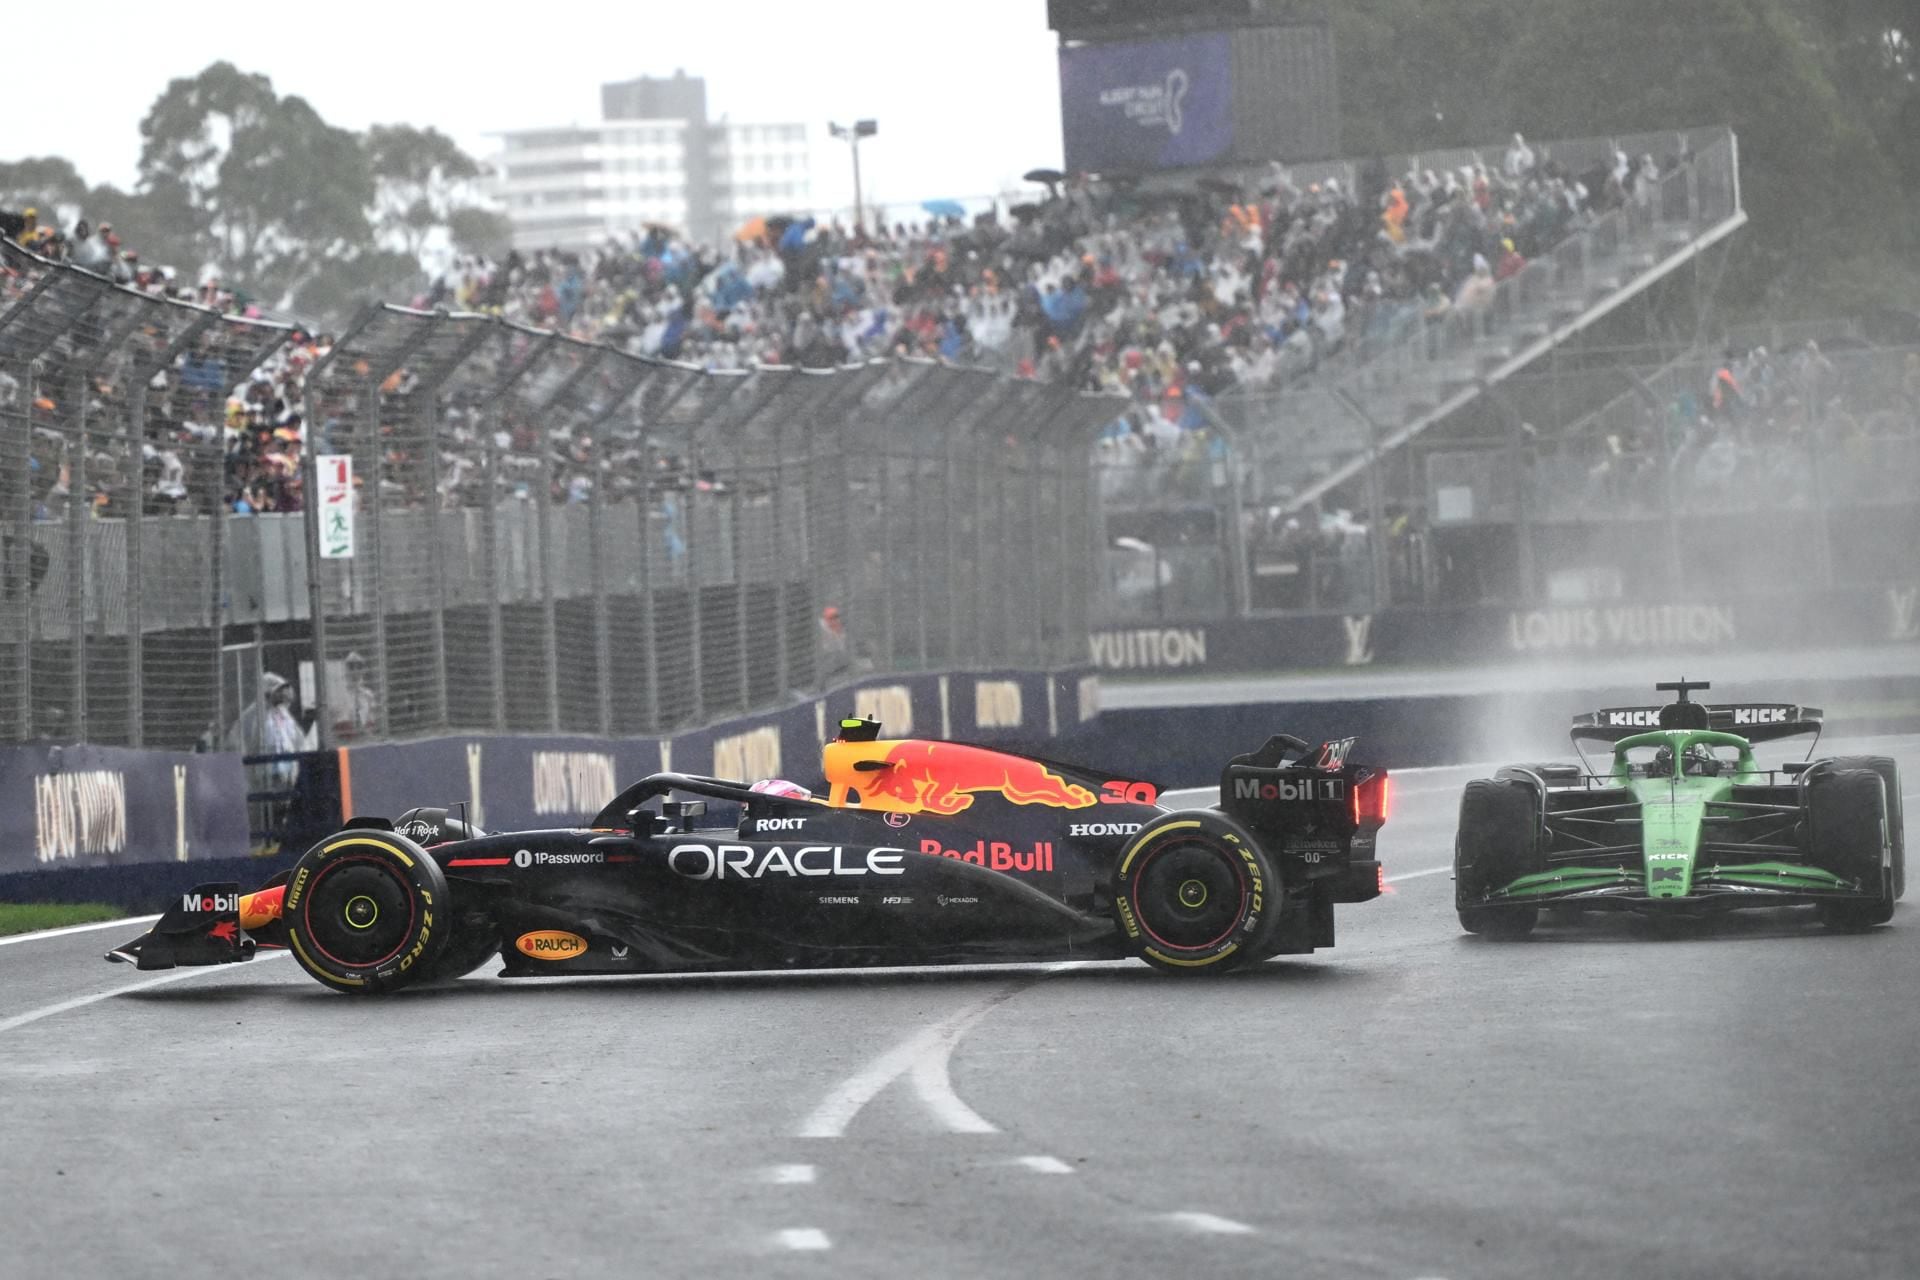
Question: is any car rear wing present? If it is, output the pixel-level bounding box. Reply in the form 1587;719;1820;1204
1219;734;1390;829
1570;703;1823;744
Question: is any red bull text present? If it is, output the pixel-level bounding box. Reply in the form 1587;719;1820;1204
919;838;1055;873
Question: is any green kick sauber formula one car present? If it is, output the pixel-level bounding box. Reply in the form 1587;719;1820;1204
1455;681;1904;939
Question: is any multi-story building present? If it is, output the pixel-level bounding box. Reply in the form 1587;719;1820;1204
492;71;811;252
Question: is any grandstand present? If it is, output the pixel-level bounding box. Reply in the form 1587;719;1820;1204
0;235;1119;762
4;67;1914;759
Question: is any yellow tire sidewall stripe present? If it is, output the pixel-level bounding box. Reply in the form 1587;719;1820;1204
1117;819;1203;877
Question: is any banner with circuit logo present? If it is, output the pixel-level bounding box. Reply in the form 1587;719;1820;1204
1060;32;1234;173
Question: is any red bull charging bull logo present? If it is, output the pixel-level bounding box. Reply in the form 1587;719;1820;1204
855;742;1097;815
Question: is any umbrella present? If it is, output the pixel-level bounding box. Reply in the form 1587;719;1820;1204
1023;168;1066;186
733;216;769;242
921;199;967;220
1009;202;1045;223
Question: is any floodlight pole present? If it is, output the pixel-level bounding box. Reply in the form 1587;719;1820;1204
830;119;878;232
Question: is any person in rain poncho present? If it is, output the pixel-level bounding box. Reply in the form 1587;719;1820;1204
226;673;313;782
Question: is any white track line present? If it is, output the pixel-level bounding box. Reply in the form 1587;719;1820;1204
0;951;287;1036
799;988;1015;1138
1161;1211;1257;1235
773;1229;831;1252
762;1164;816;1185
1012;1155;1074;1174
0;915;160;947
1387;866;1453;883
908;1028;999;1134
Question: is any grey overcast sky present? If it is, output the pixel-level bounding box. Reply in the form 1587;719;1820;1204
8;0;1065;221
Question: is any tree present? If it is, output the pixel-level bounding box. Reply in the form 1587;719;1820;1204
1484;0;1903;310
1333;1;1517;156
1332;0;1920;315
1795;2;1920;212
137;62;375;304
364;124;487;261
290;247;423;324
447;205;513;260
81;181;202;275
0;157;88;226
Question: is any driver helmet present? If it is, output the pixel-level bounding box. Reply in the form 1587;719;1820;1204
749;778;812;801
1683;743;1721;776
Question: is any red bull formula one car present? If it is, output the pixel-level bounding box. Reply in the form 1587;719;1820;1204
107;719;1389;993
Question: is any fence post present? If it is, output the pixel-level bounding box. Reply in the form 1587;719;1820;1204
635;429;661;730
770;392;792;698
298;305;385;751
1191;394;1253;616
973;437;991;664
568;357;657;736
683;433;705;727
418;381;450;734
482;429;505;732
631;365;704;729
357;382;391;738
536;433;560;733
7;361;32;741
730;401;752;714
65;365;87;741
124;379;146;747
124;311;219;749
587;420;612;737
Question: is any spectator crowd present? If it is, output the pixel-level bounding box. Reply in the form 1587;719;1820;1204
1544;336;1920;517
4;127;1693;526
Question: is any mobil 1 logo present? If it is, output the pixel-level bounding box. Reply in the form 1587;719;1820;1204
1233;775;1344;803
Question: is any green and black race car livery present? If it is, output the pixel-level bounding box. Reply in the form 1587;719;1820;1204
1454;681;1903;939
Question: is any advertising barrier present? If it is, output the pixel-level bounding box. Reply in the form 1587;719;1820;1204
343;668;1104;834
0;667;1099;904
1091;584;1920;675
0;745;248;876
10;662;1919;910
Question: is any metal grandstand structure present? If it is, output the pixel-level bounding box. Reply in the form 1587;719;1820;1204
0;243;1122;752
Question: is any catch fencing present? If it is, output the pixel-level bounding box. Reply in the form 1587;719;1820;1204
0;242;1120;755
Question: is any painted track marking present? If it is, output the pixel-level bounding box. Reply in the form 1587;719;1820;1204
908;1014;1000;1134
763;1164;816;1184
0;951;287;1035
774;1228;831;1251
0;915;160;947
1012;1155;1074;1174
1162;1211;1257;1235
1387;866;1452;883
798;987;1016;1138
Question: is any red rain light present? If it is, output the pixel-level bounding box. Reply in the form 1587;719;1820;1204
1351;773;1392;825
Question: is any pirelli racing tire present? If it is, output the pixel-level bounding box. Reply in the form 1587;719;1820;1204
1454;778;1544;941
1824;757;1905;900
1806;768;1896;932
1113;810;1279;975
283;831;451;993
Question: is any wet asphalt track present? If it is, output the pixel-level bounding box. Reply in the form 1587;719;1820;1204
1;735;1916;1280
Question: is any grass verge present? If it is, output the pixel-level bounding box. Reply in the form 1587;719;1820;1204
0;902;128;938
